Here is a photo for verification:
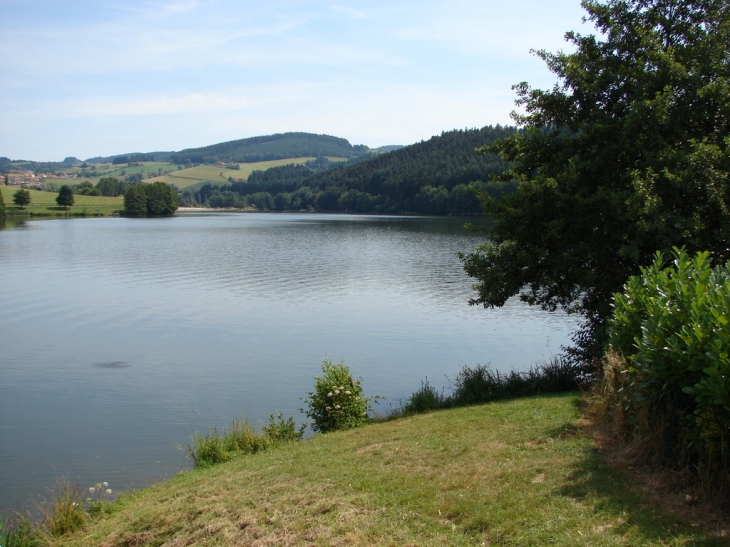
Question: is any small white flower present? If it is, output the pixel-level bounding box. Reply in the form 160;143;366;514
102;482;108;487
345;391;351;395
335;405;341;409
327;392;333;398
89;487;95;493
334;390;340;395
106;489;112;495
325;406;331;411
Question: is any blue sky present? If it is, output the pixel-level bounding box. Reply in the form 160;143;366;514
1;0;589;161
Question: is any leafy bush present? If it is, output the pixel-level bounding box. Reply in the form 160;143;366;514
301;358;375;433
607;248;730;484
402;379;445;413
263;412;306;442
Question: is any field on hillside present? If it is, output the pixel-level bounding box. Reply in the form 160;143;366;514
53;394;726;547
1;186;123;216
150;157;347;189
41;162;174;188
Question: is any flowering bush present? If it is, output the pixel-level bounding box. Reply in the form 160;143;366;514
302;358;375;433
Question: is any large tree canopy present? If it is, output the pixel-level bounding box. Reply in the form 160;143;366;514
462;0;730;357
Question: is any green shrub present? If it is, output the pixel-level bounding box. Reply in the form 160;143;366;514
222;418;271;454
402;379;445;413
301;358;375;433
263;412;306;442
187;426;232;468
607;247;730;484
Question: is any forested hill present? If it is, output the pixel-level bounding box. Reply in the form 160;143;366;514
169;132;367;164
186;125;516;215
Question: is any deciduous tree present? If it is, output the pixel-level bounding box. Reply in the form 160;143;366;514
123;185;147;216
56;185;74;209
12;189;31;208
461;0;730;358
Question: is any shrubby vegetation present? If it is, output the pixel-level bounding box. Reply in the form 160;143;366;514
185;413;305;468
398;356;581;415
301;358;377;433
593;249;730;491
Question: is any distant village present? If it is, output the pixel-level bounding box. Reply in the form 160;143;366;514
4;170;80;189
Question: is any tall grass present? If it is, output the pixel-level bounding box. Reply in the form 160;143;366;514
186;414;304;468
398;355;582;416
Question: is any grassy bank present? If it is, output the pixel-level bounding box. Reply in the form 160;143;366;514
48;394;723;546
0;187;123;217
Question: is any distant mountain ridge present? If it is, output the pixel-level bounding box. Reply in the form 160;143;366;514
1;133;401;173
169;132;370;164
85;151;174;163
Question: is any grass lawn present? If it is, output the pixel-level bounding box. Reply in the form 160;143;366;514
54;394;725;546
1;186;123;217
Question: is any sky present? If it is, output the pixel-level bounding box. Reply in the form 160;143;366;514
1;0;590;161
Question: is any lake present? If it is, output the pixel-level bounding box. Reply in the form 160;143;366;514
0;212;579;511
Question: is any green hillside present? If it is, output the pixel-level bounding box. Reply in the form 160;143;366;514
186;125;516;214
169;132;368;164
150;157;347;190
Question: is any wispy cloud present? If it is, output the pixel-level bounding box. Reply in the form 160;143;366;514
0;0;589;160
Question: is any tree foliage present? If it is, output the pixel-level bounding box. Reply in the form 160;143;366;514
12;188;31;208
123;182;178;216
96;177;129;197
461;0;730;358
123;185;147;215
56;185;75;208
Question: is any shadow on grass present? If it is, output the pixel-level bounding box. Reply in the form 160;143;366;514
554;442;725;545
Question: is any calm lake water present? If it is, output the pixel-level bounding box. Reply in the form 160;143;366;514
0;212;579;511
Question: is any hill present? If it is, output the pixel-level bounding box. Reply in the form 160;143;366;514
169;132;369;164
52;394;723;546
185;125;516;214
85;152;174;163
149;157;347;190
